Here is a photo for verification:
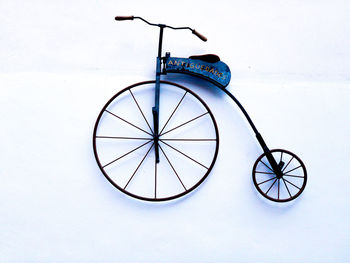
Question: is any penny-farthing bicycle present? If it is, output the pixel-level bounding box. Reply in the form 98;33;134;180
93;16;307;202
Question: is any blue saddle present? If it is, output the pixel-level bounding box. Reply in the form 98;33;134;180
164;53;231;89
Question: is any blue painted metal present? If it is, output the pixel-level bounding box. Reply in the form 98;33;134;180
152;26;165;163
164;55;231;89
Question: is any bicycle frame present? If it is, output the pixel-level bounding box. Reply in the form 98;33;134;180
107;16;307;202
151;25;284;177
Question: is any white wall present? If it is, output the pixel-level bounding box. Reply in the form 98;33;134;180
1;0;349;262
1;0;349;79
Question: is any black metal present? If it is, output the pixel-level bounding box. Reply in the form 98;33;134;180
129;89;154;134
115;16;207;44
282;178;292;198
257;177;276;186
284;165;303;175
152;107;160;162
95;136;151;140
160;138;216;141
255;171;275;175
283;178;301;190
159;144;187;191
160;140;209;170
105;110;152;136
93;80;219;202
284;174;304;178
221;89;284;178
157;26;164;58
160;112;209;137
259;160;274;172
124;142;155;189
132;16;205;41
99;15;308;203
252;149;307;202
159;91;187;135
265;179;277;195
102;140;152;168
221;89;259;134
154;156;157;199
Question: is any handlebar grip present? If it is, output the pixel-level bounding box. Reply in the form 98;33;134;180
115;16;134;21
192;29;207;42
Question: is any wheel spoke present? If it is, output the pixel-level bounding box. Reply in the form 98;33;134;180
160;138;216;141
283;178;301;190
129;89;154;134
284;174;304;178
284;165;302;175
265;179;277;195
258;177;277;186
159;144;187;191
277;179;280;200
124;143;154;189
154;157;157;199
96;136;152;140
280;151;283;163
105;110;153;136
282;156;294;172
259;160;274;173
160;112;209;137
159;91;187;135
102;140;152;168
255;171;275;175
282;178;292;198
160;140;209;170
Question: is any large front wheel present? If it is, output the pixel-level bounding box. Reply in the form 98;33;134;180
93;81;219;201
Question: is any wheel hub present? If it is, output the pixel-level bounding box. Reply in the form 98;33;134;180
276;161;285;179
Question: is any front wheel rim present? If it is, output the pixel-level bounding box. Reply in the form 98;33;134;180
93;80;219;201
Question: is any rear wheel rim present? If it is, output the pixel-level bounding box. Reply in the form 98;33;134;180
252;149;307;202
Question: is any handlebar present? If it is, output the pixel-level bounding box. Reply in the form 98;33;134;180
115;16;134;21
115;16;207;42
192;30;207;42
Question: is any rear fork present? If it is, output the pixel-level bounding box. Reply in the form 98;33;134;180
256;133;284;178
222;89;284;177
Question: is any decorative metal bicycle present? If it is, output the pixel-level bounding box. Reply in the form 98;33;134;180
93;16;307;202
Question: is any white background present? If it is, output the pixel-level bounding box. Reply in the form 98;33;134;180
1;0;349;262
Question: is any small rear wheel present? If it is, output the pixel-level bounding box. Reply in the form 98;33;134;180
252;149;307;202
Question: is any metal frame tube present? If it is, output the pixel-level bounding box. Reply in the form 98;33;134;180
152;26;165;163
222;89;282;177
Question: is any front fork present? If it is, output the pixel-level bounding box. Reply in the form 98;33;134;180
153;57;162;163
152;106;160;163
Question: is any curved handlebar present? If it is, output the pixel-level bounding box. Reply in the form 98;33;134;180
115;15;207;42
